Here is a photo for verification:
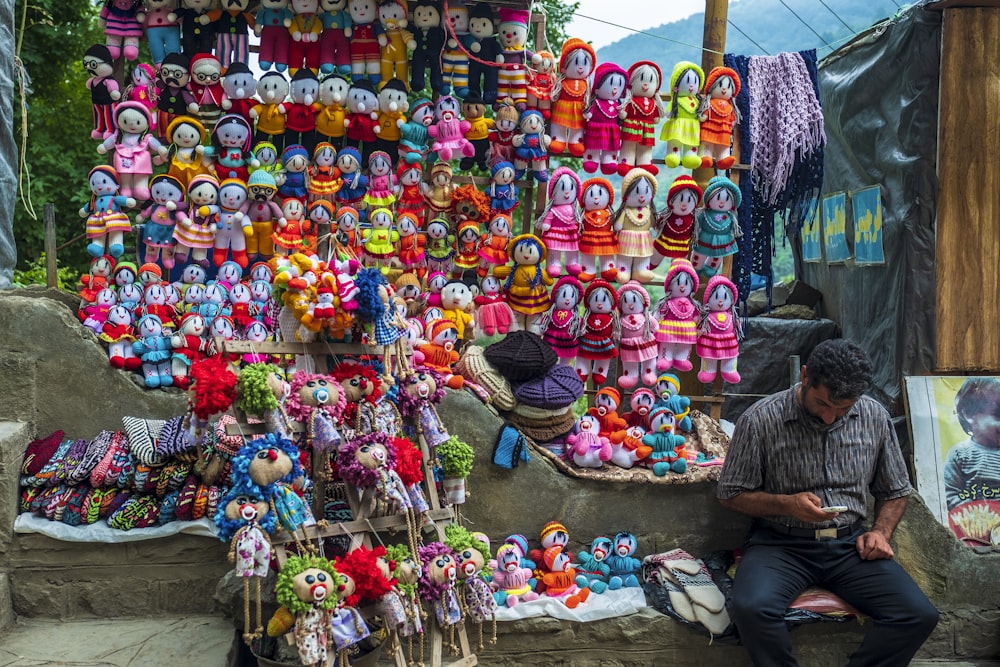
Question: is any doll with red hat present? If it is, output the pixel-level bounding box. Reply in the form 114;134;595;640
542;274;583;367
495;8;534;108
540;546;591;608
549;38;596;157
493;234;553;335
652;175;702;269
696;274;742;385
582;62;628;175
698;66;742;170
452;219;482;280
619;61;665;176
577;177;618;282
418;320;465;389
396;212;427;278
655;258;701;372
188;53;227;131
588;386;628;439
661;61;705;170
477;212;512;277
169;311;209;389
537;167;583;277
576;280;619;386
616;281;657;389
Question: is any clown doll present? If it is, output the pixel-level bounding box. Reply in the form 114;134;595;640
494;8;533;109
652;175;702;269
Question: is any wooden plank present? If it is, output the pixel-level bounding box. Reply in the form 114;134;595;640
935;8;1000;370
926;0;1000;9
43;204;57;289
268;509;456;547
219;339;385;356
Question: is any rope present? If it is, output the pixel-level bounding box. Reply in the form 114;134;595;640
14;56;36;220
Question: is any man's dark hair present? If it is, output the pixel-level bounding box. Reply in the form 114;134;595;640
954;377;1000;435
803;339;873;401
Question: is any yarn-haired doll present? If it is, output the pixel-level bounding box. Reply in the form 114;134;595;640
542;275;583;367
582;62;628;175
285;370;346;456
661;61;704;170
652;175;702;269
549;38;595;157
418;542;463;652
383;543;425;663
536;166;583;278
576;279;619;385
616;280;657;389
655;258;701;372
395;365;450;448
273;555;341;667
618;61;665;176
698;66;742;170
614;168;658;284
696;274;742;385
444;524;498;651
493;234;553;335
98;101;168;202
578;177;618;282
692;175;742;278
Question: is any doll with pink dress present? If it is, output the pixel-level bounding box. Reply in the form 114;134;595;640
536;167;582;278
655;258;701;373
473;276;515;337
576;279;618;385
98;102;168;202
616;281;657;389
696;274;742;385
582;63;627;175
542;275;583;367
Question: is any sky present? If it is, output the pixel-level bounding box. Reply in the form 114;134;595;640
565;0;707;51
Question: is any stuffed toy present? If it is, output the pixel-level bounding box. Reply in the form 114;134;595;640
606;531;641;589
696;274;742;385
439;279;474;340
568;414;612;469
318;0;353;75
80;166;136;259
187;53;226;130
255;0;294;72
692;175;742;278
493;234;552;335
624;387;656;430
100;305;142;370
344;80;380;163
277;144;311;200
283;69;321;153
331;361;382;436
273;555;341;667
231;432;312;543
617;60;665;176
396;365;451;448
642;405;687;476
417;320;464;389
652;175;702;269
661;61;705;169
287;0;323;75
357;268;410;375
511;109;550;182
362;207;399;273
100;0;143;61
376;1;415;88
541;274;583;366
576;279;619;385
215;483;277;644
549;38;595;156
132;314;173;387
653;372;692;433
137;0;181;65
587;386;627;439
80;287;118;334
213;178;252;268
540;547;591;608
364;151;397;211
169;311;209;388
491;543;539;608
699;66;742;170
382;544;426;663
396;163;427;222
239;170;285;262
409;0;445;94
460;92;493;171
306;142;342;204
477;211;511;277
473;276;514;337
423;270;448;308
449;182;490;228
124;63;159;134
575;536;613;594
428;95;474;162
614;167;658;283
285;370;346;455
270;199;312;259
228;281;254;328
425;217;456;277
315;74;350;149
99;101;167;202
486;160;518;218
418;542;464;653
467;3;499;103
138;261;165;288
335;147;368;214
493;8;533;109
582;62;628;175
373;78;408;159
526;49;556;119
398;97;434;165
616;280;657;388
537;167;583;277
207;114;257;183
654;258;701;372
326;553;373;663
112;259;137;289
163;116;210;191
576;177;618;282
396;212;427;277
444;525;497;651
346;0;381;84
251;72;290;151
83;45;121;141
609;424;653;469
173;174;220;267
136;174;186;268
424;161;455;220
176;0;214;56
451;220;481;281
488;100;519;168
199;0;254;69
196;281;232;328
439;0;473;97
155;52;199;133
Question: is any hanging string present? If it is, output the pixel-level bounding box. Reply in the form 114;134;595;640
14;56;36;220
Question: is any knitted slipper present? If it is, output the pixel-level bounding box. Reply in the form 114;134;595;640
660;558;726;613
122;416;166;467
72;430;115;485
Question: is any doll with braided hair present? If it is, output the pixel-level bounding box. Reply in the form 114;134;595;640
493;234;552;335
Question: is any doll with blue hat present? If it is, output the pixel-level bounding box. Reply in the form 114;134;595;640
512;109;550;182
277;144;310;200
692;175;742;278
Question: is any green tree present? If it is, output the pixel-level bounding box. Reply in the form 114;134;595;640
14;0;101;274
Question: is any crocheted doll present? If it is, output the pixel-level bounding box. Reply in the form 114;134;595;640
525;49;556;120
169;311;209;389
473;276;514;337
285;370;346;455
487;161;519;218
231;432;313;544
272;197;314;256
624;387;657;430
616;280;657;388
526;521;572;588
347;0;381;85
132;314;173;387
418;542;464;653
315;74;349;149
477;213;512;277
460;93;493;171
540;547;591;608
439;0;472;97
642;404;687;477
396;365;450;448
444;525;498;651
101;305;141;370
396;212;427;277
542;275;583;366
136;0;180;66
332;361;382;436
576;280;619;385
364;151;397;210
83;45;121;141
174;174;220;267
439;279;475;340
98;102;167;202
574;177;618;282
492;543;540;608
696;274;742;385
213;178;252;268
452;220;483;280
215;483;277;644
383;544;425;662
652;176;703;269
250;72;289;151
163;116;209;191
362;207;399;273
156;52;198;134
377;2;415;87
618;61;665;176
493;234;553;335
568;414;612;469
306;142;341;204
424;271;448;308
661;61;705;169
549;38;595;157
124;63;159;134
428;95;474;162
410;0;445;93
176;0;215;57
494;8;533;108
488;101;519;168
287;69;322;152
274;555;341;667
692;175;742;278
316;0;350;75
424;162;455;223
511;109;550;182
699;66;742;170
373;78;408;159
80;287;117;334
575;536;613;594
609;425;653;469
654;258;701;372
606;531;642;589
287;0;323;75
395;163;426;220
100;0;143;61
537;167;583;277
582;62;628;175
255;0;293;72
417;320;465;390
587;386;628;440
653;372;692;433
136;174;186;269
187;53;226;130
80;166;135;259
614;167;659;283
468;3;500;103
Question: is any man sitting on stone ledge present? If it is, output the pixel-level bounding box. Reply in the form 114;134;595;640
717;338;939;666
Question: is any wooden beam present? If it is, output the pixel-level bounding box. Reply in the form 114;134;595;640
44;204;57;289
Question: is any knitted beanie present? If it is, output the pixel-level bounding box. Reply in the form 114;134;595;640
504;408;576;443
595;387;622;408
648;405;676;427
559;37;596;72
541;521;568;543
90;431;126;488
156;415;194;458
617;280;651;309
620;167;658;198
484;331;557;383
580;177;615;207
455;345;516;411
512;364;584;409
593;63;628;90
704;274;739;303
628;60;663;88
704;65;741;97
664;258;700;294
213;415;245;458
21;430;65;477
703;175;742;209
669;61;705;93
547;167;581;201
511;403;572;420
667;175;703;204
505;534;530;557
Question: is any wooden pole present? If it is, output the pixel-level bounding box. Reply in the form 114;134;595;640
43;203;56;288
701;0;729;72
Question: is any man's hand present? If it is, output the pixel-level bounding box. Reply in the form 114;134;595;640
786;492;833;523
857;531;894;560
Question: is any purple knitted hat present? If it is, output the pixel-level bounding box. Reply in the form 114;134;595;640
513;364;585;409
484;331;558;383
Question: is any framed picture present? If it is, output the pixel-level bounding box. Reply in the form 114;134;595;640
851;186;885;265
905;376;1000;547
822;192;850;263
800;196;822;263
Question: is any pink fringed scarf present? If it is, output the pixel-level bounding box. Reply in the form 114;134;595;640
748;52;826;205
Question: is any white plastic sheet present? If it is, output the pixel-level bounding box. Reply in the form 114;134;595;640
494;587;648;623
14;514;218;542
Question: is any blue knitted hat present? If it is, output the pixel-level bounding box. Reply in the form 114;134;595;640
282;144;309;162
703;175;742;208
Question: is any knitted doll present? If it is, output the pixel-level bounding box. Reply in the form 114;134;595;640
240;170;285;262
81;287;118;334
478;212;511;277
317;0;350;75
213;178;251;268
156;52;199;134
374;78;409;158
487;161;519;218
418;542;464;653
618;61;665;176
136;175;186;269
614;167;658;283
451;221;481;281
132;314;173;387
444;525;498;651
332;362;382;436
335;147;368;214
124;63;159;134
606;531;641;589
488;101;519;168
169;311;209;389
251;72;290;151
439;279;474;341
228;282;255;328
327;552;374;662
83;45;121;141
424;271;448;308
80;166;136;259
474;276;514;337
188;53;226;131
396;365;451;448
163;116;210;191
542;275;583;367
174;175;220;267
100;0;143;61
364;151;397;210
577;177;618;282
396;162;427;220
511;109;550;182
396;212;427;277
306;142;342;204
642;405;687;477
274;555;341;667
376;0;414;88
176;0;214;56
277;144;310;201
424;162;455;221
207;114;257;184
137;0;181;66
382;544;425;663
587;386;628;440
284;69;321;153
696;274;742;385
492;543;539;608
409;0;445;94
287;0;323;75
316;74;349;149
424;218;456;277
428;95;474;162
582;62;628;175
362;207;400;273
417;320;465;390
576;279;619;385
101;305;141;370
549;38;595;157
256;0;294;72
652;175;702;269
624;387;656;430
699;66;742;170
575;536;613;594
568;414;612;469
200;0;254;69
493;234;552;335
494;8;533;109
525;50;556;120
616;280;657;388
540;547;591;608
609;425;653;469
653;372;692;433
654;258;701;372
661;61;705;169
439;0;472;97
460;93;494;171
347;0;381;85
692;175;742;278
467;3;499;103
231;432;312;543
536;167;583;277
98;102;167;202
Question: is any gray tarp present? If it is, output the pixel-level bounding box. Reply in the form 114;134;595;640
0;0;15;287
798;7;941;411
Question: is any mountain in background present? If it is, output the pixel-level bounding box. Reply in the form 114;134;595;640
595;0;904;73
